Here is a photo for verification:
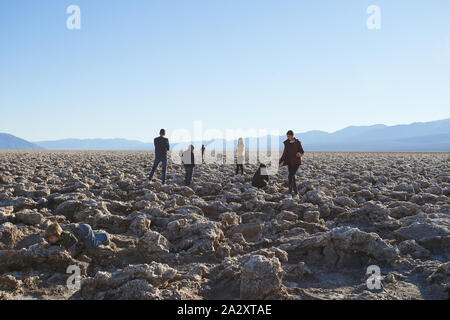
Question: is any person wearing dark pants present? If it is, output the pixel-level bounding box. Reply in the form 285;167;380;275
75;224;110;249
279;130;304;196
149;157;167;183
201;144;206;164
288;164;300;194
149;129;170;184
182;145;195;186
185;165;194;186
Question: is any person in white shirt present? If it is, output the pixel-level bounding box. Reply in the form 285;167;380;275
182;145;195;186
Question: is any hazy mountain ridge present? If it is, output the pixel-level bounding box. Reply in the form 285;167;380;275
0;133;43;150
298;119;450;151
1;118;449;151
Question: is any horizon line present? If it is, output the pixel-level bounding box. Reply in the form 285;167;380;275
21;117;450;144
1;117;449;144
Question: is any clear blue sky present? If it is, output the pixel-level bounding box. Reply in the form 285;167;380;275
1;0;449;142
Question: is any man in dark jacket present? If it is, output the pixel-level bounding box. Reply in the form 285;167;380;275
279;130;304;195
149;129;170;184
201;144;206;163
252;164;269;189
182;145;195;186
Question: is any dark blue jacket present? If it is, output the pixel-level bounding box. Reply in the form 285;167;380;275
154;136;169;159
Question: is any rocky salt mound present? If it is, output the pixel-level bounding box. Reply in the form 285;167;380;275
0;151;449;300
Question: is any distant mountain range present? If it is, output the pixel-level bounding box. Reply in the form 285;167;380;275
194;118;450;152
1;118;449;151
286;118;450;152
0;133;42;150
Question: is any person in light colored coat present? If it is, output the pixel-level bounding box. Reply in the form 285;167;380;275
235;137;245;175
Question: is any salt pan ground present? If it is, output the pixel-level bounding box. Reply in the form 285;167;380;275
0;151;449;300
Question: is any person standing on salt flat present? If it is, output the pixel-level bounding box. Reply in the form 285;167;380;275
235;137;245;175
149;129;170;184
182;144;196;186
201;144;206;163
279;130;304;197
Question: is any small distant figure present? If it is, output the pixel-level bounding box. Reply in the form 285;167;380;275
235;137;245;175
149;129;170;184
279;130;304;196
182;144;195;186
252;163;269;189
44;222;110;255
201;144;206;163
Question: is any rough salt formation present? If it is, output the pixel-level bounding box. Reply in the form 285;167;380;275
240;255;283;299
76;263;186;300
0;151;449;300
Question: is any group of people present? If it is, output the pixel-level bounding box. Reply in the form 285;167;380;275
147;129;198;186
41;129;304;256
148;129;305;196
